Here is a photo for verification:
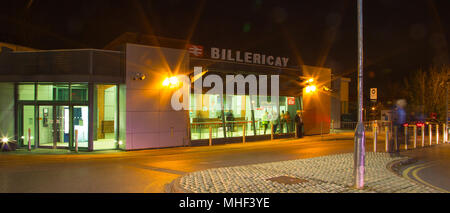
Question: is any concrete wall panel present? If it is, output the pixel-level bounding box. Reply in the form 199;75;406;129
125;43;189;150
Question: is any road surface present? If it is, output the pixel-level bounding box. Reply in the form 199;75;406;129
0;132;448;193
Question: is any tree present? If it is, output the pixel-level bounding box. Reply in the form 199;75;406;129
404;65;449;121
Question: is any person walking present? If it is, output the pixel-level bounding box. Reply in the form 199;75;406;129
391;99;406;156
295;110;303;138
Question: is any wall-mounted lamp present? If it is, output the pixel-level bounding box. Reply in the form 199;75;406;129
133;72;147;81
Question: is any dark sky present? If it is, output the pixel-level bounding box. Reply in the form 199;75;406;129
0;0;449;100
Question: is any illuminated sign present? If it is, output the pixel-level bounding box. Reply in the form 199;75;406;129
287;97;295;105
210;47;289;68
188;44;204;57
188;44;289;68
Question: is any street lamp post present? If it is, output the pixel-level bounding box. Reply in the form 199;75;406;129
354;0;366;189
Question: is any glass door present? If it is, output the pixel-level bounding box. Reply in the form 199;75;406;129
19;105;36;148
38;105;69;148
73;105;89;149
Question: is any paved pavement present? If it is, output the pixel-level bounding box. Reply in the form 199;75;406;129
0;132;448;193
171;153;439;193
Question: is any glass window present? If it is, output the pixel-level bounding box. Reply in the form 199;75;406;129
71;83;89;102
18;84;35;101
189;93;225;140
93;84;117;150
224;95;253;138
37;83;69;101
253;96;279;135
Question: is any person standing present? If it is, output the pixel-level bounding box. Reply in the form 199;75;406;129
284;112;292;133
225;110;234;133
280;110;286;133
295;110;303;138
271;111;279;134
262;111;269;135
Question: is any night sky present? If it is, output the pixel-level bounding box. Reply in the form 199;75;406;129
1;0;449;101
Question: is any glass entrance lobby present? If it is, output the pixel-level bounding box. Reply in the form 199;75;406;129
16;83;119;151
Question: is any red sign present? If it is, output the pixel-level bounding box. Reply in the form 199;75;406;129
287;97;295;105
187;44;204;57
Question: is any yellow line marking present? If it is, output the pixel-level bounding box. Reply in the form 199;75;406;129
402;163;432;181
412;164;449;193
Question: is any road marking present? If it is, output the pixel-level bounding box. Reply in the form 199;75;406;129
402;162;449;193
411;164;449;193
129;164;187;175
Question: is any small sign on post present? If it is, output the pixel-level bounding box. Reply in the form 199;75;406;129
370;88;377;100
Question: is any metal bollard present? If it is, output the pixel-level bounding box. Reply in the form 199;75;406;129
243;124;246;144
75;129;79;153
373;124;377;152
421;126;425;147
28;128;31;151
444;124;448;143
413;125;417;149
271;123;274;141
429;124;432;146
331;120;334;133
295;123;298;138
209;126;212;146
443;124;447;143
436;124;439;144
385;126;389;152
394;126;398;151
404;126;408;150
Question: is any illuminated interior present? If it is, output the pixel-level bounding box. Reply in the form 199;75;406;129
16;82;119;150
189;94;302;140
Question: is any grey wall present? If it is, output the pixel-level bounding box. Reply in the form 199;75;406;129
125;44;190;150
0;83;14;138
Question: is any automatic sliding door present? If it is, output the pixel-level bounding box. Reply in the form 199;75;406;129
38;105;54;147
38;105;69;148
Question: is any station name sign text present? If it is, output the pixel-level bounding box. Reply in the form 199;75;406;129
210;48;289;68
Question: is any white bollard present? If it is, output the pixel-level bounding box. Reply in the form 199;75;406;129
404;126;408;150
436;124;439;144
385;126;389;152
413;125;417;149
421;125;425;147
75;129;79;153
209;126;212;146
394;126;398;151
443;124;447;143
373;124;377;152
429;125;432;146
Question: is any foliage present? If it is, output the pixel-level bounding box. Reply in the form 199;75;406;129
404;66;448;121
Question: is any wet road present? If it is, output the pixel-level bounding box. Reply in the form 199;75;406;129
400;144;450;192
0;133;448;193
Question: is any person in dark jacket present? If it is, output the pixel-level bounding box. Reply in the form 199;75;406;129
391;99;406;156
294;110;303;138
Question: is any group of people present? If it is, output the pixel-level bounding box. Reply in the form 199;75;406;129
262;110;304;138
